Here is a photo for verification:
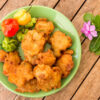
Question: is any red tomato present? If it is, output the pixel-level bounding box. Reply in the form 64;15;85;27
1;19;19;37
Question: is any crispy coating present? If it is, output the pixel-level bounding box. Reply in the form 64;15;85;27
34;64;61;91
50;31;72;57
5;51;21;65
63;49;74;55
36;49;56;66
22;30;46;65
35;18;54;39
24;54;37;65
8;61;34;87
56;54;74;78
51;67;62;89
16;79;40;93
22;30;46;56
0;50;8;62
3;51;21;76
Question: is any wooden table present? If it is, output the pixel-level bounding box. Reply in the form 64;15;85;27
0;0;100;100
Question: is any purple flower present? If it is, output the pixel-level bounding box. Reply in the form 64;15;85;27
81;21;97;40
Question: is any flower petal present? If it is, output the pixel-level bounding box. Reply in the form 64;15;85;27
84;30;89;36
87;21;91;26
91;31;98;37
85;23;90;31
88;34;93;40
90;25;95;31
81;28;85;33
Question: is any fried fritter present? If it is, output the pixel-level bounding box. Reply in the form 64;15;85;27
34;64;61;91
22;30;46;65
56;54;74;78
50;31;72;57
36;49;56;66
35;18;54;39
0;50;8;62
16;79;40;93
51;67;62;89
22;30;46;56
3;51;21;76
8;61;34;87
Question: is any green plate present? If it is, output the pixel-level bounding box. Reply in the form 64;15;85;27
0;6;81;98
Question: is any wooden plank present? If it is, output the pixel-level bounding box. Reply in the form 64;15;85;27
14;96;42;100
55;0;85;20
72;59;100;100
0;83;4;92
45;0;100;100
31;0;58;8
0;0;7;9
0;87;16;100
0;0;32;19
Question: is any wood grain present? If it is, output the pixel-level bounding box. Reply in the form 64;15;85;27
14;96;42;100
31;0;59;8
72;59;100;100
45;0;100;100
0;0;7;9
55;0;85;20
0;87;16;100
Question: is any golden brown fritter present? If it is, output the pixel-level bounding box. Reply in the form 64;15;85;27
36;49;56;66
50;31;72;57
22;30;46;65
8;61;34;87
34;64;61;91
35;18;54;39
3;63;17;76
56;54;74;78
16;79;40;93
3;51;21;76
51;67;62;89
0;50;8;62
22;30;46;56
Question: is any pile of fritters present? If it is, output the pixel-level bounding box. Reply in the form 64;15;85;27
0;18;74;93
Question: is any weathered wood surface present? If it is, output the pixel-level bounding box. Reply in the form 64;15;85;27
31;0;59;8
0;0;100;100
0;0;7;10
72;59;100;100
